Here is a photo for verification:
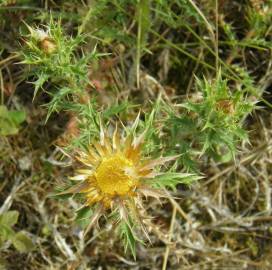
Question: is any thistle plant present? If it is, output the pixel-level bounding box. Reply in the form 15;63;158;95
19;17;256;256
20;20;95;122
58;118;199;257
2;0;272;268
166;72;255;169
20;20;200;257
18;10;257;258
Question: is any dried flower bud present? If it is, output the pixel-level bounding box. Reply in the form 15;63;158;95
27;26;57;54
39;37;57;54
216;99;235;114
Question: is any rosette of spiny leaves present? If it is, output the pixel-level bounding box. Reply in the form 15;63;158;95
167;72;255;166
57;114;199;258
20;19;97;120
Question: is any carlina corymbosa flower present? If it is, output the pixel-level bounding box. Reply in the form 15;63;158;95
58;115;194;256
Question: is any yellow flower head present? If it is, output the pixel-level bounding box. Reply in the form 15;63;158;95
61;118;178;242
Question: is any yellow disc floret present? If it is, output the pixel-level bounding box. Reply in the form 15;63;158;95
95;154;138;196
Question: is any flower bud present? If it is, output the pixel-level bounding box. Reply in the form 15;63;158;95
39;37;57;54
28;27;57;54
216;99;235;114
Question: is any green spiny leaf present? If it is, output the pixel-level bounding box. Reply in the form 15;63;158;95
119;221;137;260
152;172;202;190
